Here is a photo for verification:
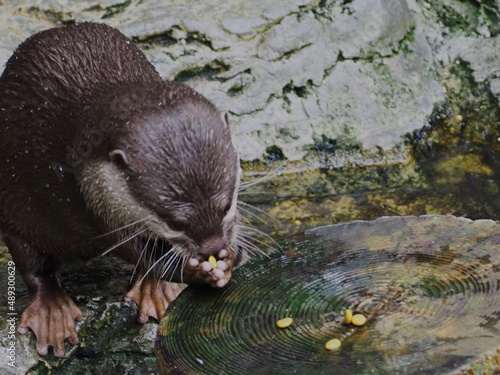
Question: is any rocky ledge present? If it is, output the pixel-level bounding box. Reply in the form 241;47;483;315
1;0;499;163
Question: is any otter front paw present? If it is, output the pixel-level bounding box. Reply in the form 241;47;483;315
187;249;233;288
19;286;82;357
125;276;183;324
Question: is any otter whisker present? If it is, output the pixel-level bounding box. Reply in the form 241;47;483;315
238;232;276;253
237;204;268;224
232;239;254;254
237;201;281;224
233;236;269;258
142;238;159;283
158;248;180;281
154;246;181;289
154;240;167;289
166;254;183;283
101;224;149;256
131;234;152;283
159;252;174;279
239;224;280;243
140;247;175;284
157;241;171;278
238;161;287;191
179;253;188;284
95;216;153;238
234;236;262;253
238;225;281;252
233;240;265;260
146;237;159;277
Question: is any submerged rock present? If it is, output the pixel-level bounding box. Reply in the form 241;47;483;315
157;215;500;374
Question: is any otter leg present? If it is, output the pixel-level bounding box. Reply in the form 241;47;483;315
4;233;82;357
124;275;183;323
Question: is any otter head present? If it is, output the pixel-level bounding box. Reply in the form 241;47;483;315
77;82;243;285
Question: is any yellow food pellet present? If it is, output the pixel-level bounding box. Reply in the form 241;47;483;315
325;338;341;350
352;314;367;326
344;309;353;324
208;255;217;270
276;317;293;328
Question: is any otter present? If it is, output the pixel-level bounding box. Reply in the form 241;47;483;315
0;22;244;357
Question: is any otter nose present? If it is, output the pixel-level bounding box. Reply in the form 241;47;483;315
200;237;225;256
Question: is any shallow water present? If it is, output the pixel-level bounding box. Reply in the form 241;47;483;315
157;216;500;374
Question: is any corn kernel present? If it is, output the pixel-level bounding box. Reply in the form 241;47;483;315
276;317;293;328
208;255;217;270
352;314;367;326
344;309;353;324
325;338;341;350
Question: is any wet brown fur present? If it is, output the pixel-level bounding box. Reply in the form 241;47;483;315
0;22;241;295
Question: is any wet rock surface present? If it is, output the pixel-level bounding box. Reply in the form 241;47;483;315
0;249;161;374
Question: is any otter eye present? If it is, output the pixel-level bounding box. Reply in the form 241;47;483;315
168;221;185;232
223;201;232;215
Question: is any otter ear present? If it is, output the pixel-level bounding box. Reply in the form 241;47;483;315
109;149;128;167
221;111;229;128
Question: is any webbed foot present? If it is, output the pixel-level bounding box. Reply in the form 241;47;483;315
125;275;183;323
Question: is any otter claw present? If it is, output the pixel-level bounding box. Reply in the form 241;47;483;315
200;261;212;272
185;252;233;287
215;278;228;288
18;284;82;357
125;276;182;323
216;261;228;271
212;269;224;278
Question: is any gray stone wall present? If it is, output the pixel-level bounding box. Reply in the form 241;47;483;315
0;0;499;161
